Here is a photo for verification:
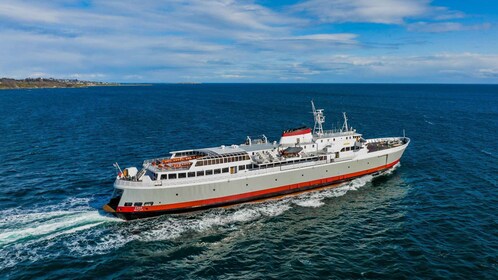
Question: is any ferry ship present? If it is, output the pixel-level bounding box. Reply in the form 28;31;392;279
104;101;410;220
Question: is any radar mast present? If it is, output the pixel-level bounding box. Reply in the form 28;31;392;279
311;100;325;136
342;112;349;132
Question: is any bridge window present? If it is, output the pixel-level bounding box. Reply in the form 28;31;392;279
134;202;143;206
144;202;153;206
124;202;132;206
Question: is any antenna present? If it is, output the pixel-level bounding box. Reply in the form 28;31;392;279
311;100;325;136
342;112;349;132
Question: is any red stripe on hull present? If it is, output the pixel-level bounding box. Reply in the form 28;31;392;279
117;159;400;215
281;128;311;137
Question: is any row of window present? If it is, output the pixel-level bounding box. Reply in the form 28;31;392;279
173;151;204;157
124;201;154;207
256;155;327;169
317;136;356;143
157;155;329;180
160;164;253;180
341;146;360;152
196;155;250;166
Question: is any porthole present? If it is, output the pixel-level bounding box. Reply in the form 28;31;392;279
213;189;216;191
176;193;178;196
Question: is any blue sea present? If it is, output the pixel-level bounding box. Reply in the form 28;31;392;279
0;84;497;279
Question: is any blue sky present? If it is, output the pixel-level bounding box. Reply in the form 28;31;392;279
0;0;497;83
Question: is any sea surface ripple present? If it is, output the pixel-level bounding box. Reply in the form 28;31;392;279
0;84;497;279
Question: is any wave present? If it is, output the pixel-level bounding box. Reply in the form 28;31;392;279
480;149;494;157
0;165;400;270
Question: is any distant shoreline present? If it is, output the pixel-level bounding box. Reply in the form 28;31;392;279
0;78;128;90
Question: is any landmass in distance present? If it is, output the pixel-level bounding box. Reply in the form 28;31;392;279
0;77;120;89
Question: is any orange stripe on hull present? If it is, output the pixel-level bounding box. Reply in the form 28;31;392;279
117;159;399;214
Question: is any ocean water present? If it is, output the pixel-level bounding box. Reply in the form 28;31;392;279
0;84;497;279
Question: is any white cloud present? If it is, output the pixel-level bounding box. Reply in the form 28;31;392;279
407;22;491;33
0;1;60;23
292;0;462;24
280;33;357;43
0;1;495;82
297;53;498;82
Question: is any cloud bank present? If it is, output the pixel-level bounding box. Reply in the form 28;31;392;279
0;0;496;83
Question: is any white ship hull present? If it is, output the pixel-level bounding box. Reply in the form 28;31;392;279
108;138;409;220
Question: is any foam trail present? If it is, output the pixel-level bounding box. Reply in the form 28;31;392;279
293;163;400;208
0;211;117;246
0;197;121;247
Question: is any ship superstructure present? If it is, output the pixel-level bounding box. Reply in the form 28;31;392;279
104;101;410;220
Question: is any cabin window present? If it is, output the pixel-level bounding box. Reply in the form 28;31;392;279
246;164;252;169
216;159;222;164
178;173;186;178
168;173;177;179
197;171;204;176
222;167;229;173
161;174;167;180
134;202;143;207
144;202;153;206
321;140;323;143
214;169;221;174
239;165;245;170
223;158;228;163
206;170;213;175
124;202;132;206
188;172;195;177
196;161;203;167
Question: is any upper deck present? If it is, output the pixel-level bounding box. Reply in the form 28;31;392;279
114;101;409;185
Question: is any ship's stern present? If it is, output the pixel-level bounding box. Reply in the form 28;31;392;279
103;179;124;216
